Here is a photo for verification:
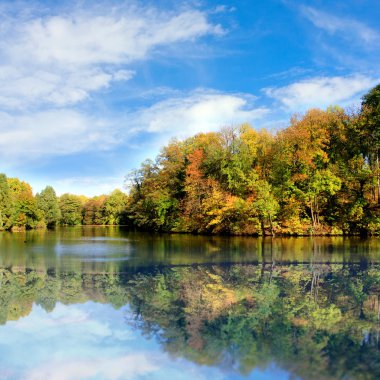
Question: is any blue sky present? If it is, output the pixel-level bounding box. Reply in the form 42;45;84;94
0;0;379;195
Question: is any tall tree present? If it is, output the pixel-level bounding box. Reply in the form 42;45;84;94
360;84;380;204
36;186;61;228
7;178;41;229
59;194;83;225
0;174;12;230
83;196;107;225
103;190;128;225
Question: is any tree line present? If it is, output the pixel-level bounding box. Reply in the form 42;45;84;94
0;176;128;231
127;84;380;235
1;84;379;235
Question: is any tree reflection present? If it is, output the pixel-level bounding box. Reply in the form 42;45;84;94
0;263;379;379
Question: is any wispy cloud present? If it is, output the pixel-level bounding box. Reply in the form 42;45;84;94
0;5;222;110
0;66;134;108
0;2;227;171
10;9;223;67
0;109;118;160
211;5;236;14
265;74;377;111
301;6;380;46
26;354;159;380
0;89;267;165
129;89;268;138
0;301;236;380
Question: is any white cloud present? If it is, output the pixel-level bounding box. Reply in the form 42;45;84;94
15;304;90;330
26;354;158;380
130;89;268;138
301;6;380;45
132;86;183;100
14;303;159;380
212;5;236;14
0;66;134;108
265;75;377;110
11;10;223;67
53;176;126;196
0;109;117;159
0;5;222;109
0;89;265;170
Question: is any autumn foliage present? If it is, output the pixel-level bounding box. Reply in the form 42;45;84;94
1;84;380;235
128;85;380;235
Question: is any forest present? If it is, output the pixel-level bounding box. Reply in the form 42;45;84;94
0;83;380;235
0;178;128;231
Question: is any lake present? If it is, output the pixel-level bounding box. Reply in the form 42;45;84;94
0;227;379;380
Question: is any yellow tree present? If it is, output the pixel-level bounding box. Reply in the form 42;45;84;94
7;178;41;229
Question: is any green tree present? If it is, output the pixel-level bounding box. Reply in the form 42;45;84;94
36;186;61;228
103;190;128;225
0;174;12;230
59;194;83;225
7;178;41;229
360;84;380;205
250;179;279;235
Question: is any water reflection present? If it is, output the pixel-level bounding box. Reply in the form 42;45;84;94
2;227;380;271
0;228;380;379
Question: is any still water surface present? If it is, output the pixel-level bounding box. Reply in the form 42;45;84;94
0;227;379;379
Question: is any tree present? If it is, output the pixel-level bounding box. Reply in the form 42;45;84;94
59;194;83;225
7;177;41;229
103;190;128;225
36;186;61;228
250;179;279;235
219;125;257;197
360;84;380;204
83;196;107;225
0;174;12;230
304;169;341;229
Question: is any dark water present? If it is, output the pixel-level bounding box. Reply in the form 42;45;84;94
0;227;380;380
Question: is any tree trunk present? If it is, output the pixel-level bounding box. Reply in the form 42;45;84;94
310;200;315;229
269;214;274;236
261;219;265;236
315;196;320;226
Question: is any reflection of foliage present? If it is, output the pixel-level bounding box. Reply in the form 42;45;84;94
0;263;380;379
126;264;380;380
0;269;129;324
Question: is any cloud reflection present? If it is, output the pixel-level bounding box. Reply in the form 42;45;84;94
0;301;289;380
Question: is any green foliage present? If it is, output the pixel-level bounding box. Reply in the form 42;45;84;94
36;186;61;227
103;189;129;225
0;175;130;230
127;150;184;231
59;194;84;226
0;174;12;230
123;83;380;235
7;177;42;229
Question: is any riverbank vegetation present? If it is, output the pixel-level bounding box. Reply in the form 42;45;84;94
128;84;380;235
0;177;128;231
0;84;379;235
